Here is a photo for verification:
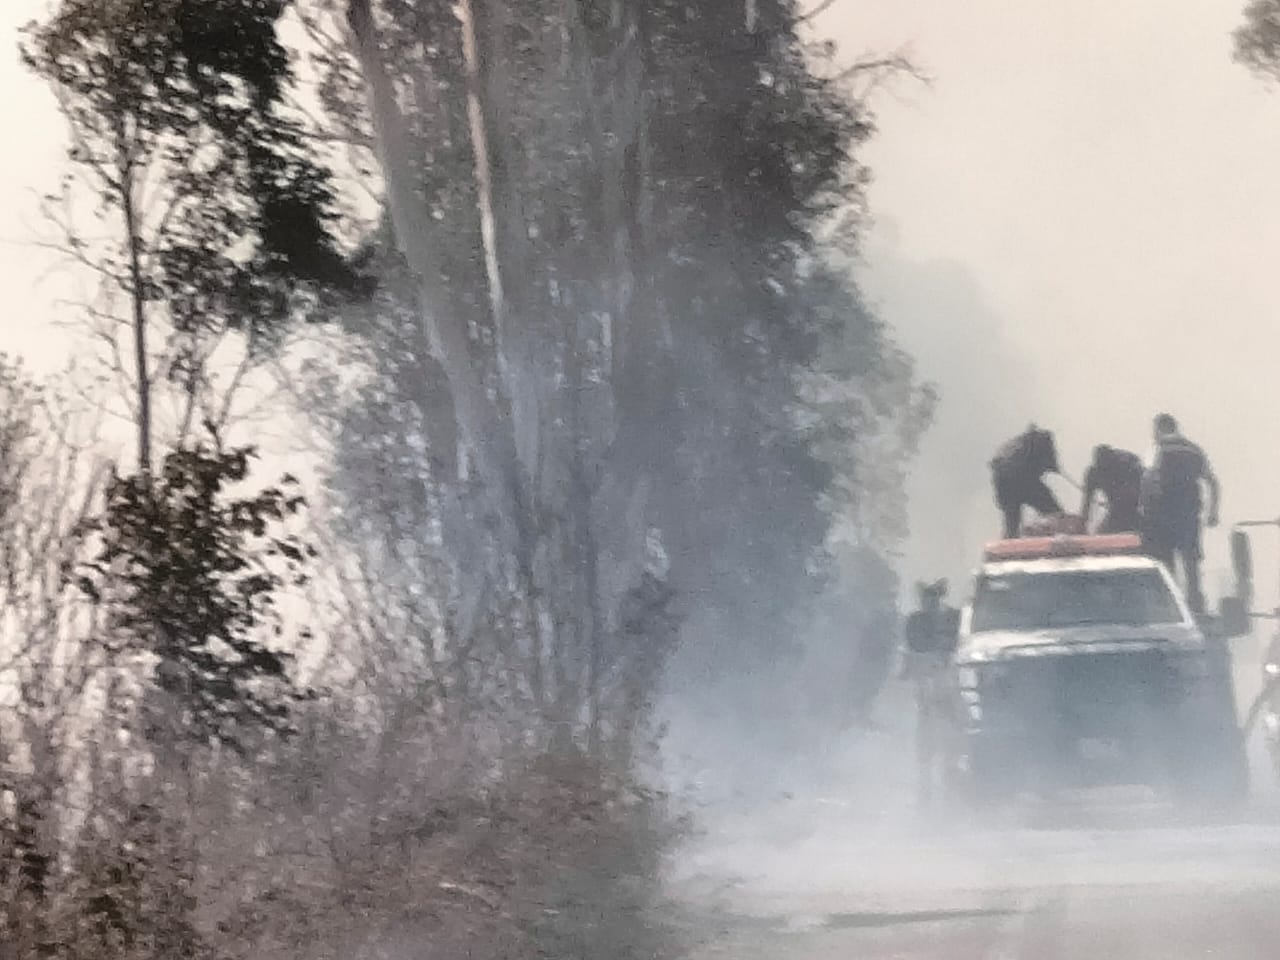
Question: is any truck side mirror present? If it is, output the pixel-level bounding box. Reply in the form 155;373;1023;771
1232;529;1254;607
1219;595;1250;639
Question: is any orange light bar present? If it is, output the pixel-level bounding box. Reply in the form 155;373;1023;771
983;533;1143;562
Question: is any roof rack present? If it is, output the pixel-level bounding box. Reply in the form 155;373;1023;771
983;532;1144;562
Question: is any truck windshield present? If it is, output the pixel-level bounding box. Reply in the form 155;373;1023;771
970;568;1184;632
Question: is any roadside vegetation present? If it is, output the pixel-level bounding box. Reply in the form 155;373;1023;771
1;1;930;956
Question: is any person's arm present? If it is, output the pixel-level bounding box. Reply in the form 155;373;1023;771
1143;443;1160;473
1080;466;1097;527
1203;454;1221;528
1141;446;1162;513
1044;433;1061;475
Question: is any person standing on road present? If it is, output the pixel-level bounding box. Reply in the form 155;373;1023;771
990;425;1063;538
902;580;961;813
1142;413;1220;614
1081;444;1144;533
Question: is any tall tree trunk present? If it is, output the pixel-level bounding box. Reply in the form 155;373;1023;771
457;0;506;347
347;0;524;545
119;150;152;474
575;0;656;611
470;0;543;483
349;0;555;722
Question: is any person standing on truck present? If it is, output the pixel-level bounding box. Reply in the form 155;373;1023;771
1081;444;1143;533
990;425;1063;538
1142;413;1220;614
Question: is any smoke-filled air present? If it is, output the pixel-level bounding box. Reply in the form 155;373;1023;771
3;1;1280;958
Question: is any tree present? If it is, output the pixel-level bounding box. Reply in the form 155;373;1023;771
320;0;932;761
23;0;365;471
65;800;205;959
2;1;934;955
76;438;312;757
0;359;106;956
1234;0;1280;80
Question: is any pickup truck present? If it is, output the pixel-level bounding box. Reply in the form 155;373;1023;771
948;532;1250;811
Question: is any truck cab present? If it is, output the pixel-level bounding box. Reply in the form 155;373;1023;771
951;531;1249;809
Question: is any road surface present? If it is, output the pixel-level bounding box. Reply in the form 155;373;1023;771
668;655;1280;959
673;798;1280;958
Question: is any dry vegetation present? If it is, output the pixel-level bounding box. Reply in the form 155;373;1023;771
4;1;937;956
0;364;683;960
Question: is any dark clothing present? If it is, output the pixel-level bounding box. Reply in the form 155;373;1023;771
905;606;960;656
992;428;1059;478
1082;449;1142;533
1146;520;1204;615
1148;433;1209;518
991;428;1062;538
1144;432;1214;615
994;470;1061;539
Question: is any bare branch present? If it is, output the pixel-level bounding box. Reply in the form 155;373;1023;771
798;0;841;24
833;48;926;84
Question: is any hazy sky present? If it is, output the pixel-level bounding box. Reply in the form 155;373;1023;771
3;1;1280;602
821;0;1280;598
2;1;73;373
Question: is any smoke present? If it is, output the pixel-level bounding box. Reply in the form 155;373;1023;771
658;224;1280;843
860;225;1049;596
655;228;1040;815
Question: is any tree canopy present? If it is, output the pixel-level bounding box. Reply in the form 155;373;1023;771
1235;0;1280;81
6;1;935;955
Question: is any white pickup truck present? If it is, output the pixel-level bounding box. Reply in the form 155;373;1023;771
949;532;1250;810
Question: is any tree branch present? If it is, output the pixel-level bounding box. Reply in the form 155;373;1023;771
798;0;841;24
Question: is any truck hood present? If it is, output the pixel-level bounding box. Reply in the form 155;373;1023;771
957;621;1203;664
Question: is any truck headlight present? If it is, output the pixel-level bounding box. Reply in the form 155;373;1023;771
957;662;1012;692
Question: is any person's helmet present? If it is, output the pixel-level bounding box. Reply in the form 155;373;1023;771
1093;444;1118;467
916;579;948;607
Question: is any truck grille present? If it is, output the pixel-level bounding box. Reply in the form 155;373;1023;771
981;648;1176;740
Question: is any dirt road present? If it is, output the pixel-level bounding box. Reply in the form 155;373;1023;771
673;797;1280;959
688;879;1280;959
665;641;1280;958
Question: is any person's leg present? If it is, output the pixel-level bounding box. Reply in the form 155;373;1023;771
1146;522;1175;571
1182;525;1206;615
1001;500;1021;539
915;682;935;810
994;470;1021;537
1103;505;1140;534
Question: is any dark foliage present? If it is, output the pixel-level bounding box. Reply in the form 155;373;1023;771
1235;0;1280;81
21;0;369;383
76;438;313;753
326;0;927;692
